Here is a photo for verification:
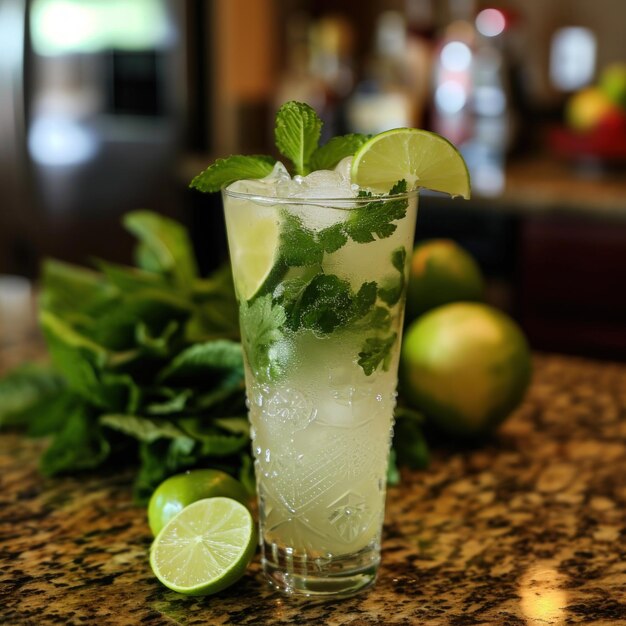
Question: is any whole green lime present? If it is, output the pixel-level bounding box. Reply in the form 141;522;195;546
405;239;484;322
400;302;531;436
148;469;251;536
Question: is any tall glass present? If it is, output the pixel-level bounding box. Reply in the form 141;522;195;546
222;186;418;597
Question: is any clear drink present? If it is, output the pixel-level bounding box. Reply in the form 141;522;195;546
222;175;418;597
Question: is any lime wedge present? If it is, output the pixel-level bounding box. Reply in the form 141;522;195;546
225;204;283;300
150;497;256;596
350;128;471;198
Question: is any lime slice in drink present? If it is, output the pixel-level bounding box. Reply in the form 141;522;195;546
351;128;471;197
150;497;256;596
226;205;283;300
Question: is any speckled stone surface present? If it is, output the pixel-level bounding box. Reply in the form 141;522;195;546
1;352;626;626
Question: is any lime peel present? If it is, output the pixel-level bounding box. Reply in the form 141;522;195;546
147;469;251;536
350;127;471;198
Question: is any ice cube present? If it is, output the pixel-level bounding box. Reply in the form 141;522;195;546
227;161;291;196
282;169;355;231
333;156;353;182
264;161;291;183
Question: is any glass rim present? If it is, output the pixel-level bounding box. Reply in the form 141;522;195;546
221;186;419;207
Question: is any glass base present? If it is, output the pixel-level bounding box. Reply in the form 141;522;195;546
262;541;380;598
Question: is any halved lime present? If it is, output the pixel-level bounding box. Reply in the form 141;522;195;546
147;469;251;536
350;128;471;197
150;497;256;596
224;204;283;300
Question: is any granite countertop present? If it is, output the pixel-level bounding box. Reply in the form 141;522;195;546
1;340;626;625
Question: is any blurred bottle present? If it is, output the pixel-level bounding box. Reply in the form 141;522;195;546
346;11;413;134
274;13;326;117
309;15;356;139
430;6;476;147
429;2;521;196
404;0;437;128
275;13;355;140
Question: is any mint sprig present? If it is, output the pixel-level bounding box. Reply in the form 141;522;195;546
190;101;370;188
275;101;322;176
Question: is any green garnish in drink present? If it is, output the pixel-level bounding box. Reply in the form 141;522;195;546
191;101;470;384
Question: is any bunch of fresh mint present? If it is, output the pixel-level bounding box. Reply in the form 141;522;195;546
0;211;255;502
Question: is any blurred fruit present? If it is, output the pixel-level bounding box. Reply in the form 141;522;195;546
565;87;620;132
599;62;626;108
405;239;484;321
596;107;626;134
400;302;531;436
148;469;250;536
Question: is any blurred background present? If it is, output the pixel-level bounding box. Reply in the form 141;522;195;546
1;0;625;360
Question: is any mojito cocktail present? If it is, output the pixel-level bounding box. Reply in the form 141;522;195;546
191;101;470;597
223;162;417;596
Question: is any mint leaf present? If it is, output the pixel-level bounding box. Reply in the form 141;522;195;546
279;213;324;266
40;310;108;403
135;438;197;503
89;290;190;351
240;294;286;383
389;179;409;195
40;259;114;322
353;281;378;318
358;332;397;376
239;453;256;496
213;416;249;436
393;407;429;470
317;223;348;253
189;267;240;341
94;260;169;292
100;414;192;443
145;389;193;415
190;155;276;193
100;372;142;413
123;211;199;289
291;274;354;333
378;246;407;306
274;101;322;175
178;418;248;457
345;181;409;243
309;133;370;171
134;242;163;274
41;406;110;476
25;390;79;438
157;340;243;384
387;448;400;485
0;364;65;429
